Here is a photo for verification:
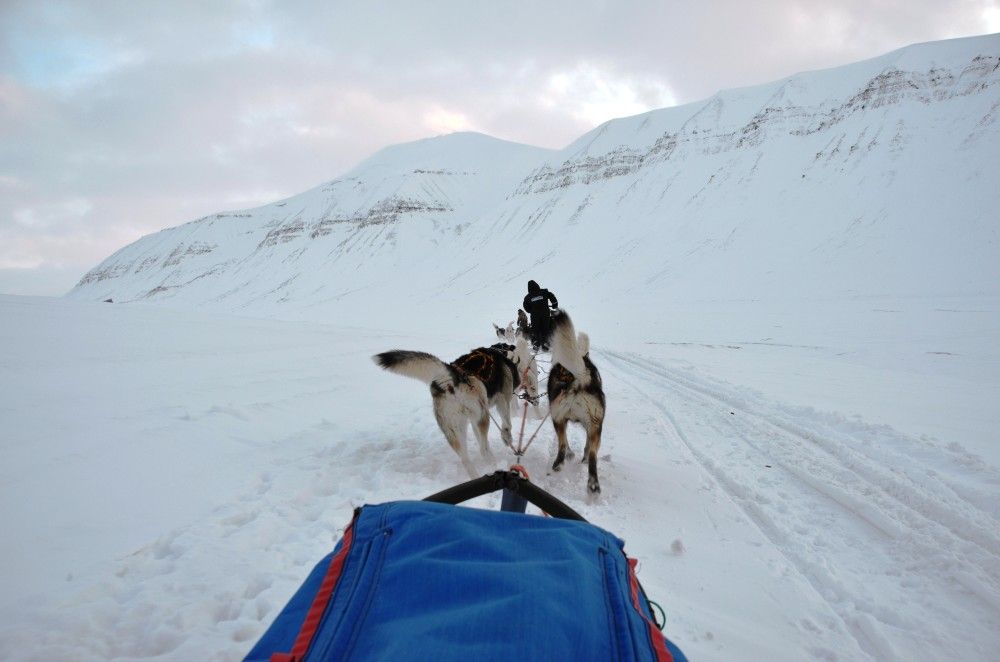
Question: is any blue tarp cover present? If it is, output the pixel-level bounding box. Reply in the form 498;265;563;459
246;500;686;661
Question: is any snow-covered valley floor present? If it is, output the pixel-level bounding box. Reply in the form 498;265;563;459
1;294;998;660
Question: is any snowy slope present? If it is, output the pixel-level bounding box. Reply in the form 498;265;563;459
69;34;1000;321
0;295;997;661
70;132;554;309
473;33;1000;310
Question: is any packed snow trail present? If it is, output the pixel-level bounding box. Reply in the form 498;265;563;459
598;349;1000;661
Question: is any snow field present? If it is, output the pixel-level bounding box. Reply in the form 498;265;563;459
600;350;999;660
2;295;998;660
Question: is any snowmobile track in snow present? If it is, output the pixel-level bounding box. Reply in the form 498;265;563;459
599;349;1000;661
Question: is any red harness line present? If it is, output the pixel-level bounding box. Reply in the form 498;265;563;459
491;350;541;442
515;397;530;447
513;352;555;455
514;358;534;449
515;407;553;456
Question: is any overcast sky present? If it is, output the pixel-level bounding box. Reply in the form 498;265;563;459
1;1;997;295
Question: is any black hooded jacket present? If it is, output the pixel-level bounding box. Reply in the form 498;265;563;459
522;280;558;323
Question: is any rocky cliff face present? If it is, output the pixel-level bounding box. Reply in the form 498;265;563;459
517;47;999;196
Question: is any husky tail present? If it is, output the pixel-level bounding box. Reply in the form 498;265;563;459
373;350;451;384
549;310;589;383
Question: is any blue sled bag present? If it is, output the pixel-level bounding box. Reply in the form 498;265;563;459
247;470;687;662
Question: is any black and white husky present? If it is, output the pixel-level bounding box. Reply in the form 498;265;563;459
373;346;520;478
547;310;606;493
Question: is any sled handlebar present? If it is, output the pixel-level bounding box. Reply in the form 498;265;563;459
423;470;586;521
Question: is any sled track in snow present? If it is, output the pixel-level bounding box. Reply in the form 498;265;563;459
601;350;1000;553
598;349;1000;661
600;352;888;660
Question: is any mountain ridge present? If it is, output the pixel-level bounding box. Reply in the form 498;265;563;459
70;34;1000;328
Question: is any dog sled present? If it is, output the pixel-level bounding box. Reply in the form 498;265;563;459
246;469;688;661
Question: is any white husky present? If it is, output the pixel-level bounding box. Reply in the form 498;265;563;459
493;317;541;416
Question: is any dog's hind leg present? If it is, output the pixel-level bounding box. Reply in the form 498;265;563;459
449;424;478;478
472;409;495;463
494;395;513;449
551;418;570;471
435;402;478;478
584;422;603;493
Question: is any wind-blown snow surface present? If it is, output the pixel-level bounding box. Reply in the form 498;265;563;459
5;32;999;661
1;295;998;661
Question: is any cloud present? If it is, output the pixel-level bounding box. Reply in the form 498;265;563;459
543;63;677;127
984;3;1000;32
422;106;480;135
12;198;92;231
0;0;995;295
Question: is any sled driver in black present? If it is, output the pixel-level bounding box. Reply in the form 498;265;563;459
522;280;558;350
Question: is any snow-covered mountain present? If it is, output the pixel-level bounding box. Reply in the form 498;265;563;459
71;133;554;312
70;34;1000;331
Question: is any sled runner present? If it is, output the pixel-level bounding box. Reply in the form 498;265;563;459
246;470;687;662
